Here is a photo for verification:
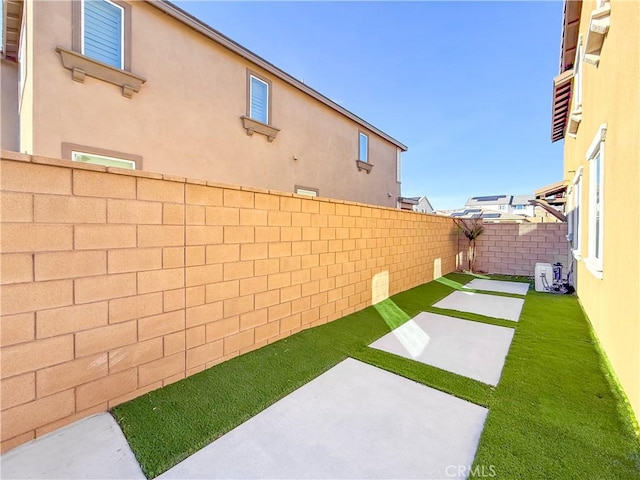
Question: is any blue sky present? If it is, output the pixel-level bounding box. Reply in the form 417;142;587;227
175;1;565;210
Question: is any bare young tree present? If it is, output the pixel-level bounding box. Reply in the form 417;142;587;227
453;218;485;272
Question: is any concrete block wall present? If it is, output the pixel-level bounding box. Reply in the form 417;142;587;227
470;223;569;276
0;151;458;451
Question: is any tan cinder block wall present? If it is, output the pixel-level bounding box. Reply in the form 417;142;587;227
0;152;458;452
471;223;569;276
561;1;640;421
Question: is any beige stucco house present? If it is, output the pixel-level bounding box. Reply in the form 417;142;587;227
551;0;639;421
1;0;406;208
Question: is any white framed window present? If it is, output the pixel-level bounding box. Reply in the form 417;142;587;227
586;124;606;278
82;0;125;69
249;74;269;124
568;167;583;257
359;132;369;163
573;36;583;112
72;151;135;169
295;186;318;197
567;35;583;137
18;11;27;107
396;149;401;183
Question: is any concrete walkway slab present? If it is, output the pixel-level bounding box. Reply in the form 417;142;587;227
465;279;529;295
369;312;515;386
434;290;524;321
0;413;145;479
159;358;488;479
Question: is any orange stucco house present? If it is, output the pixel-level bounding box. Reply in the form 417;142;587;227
1;0;407;208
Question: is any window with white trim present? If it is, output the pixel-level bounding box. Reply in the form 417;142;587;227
567;35;583;137
72;151;135;169
295;186;318;197
18;13;26;106
82;0;125;69
249;75;269;124
573;36;583;112
359;132;369;163
396;149;402;183
586;124;606;277
568;168;583;256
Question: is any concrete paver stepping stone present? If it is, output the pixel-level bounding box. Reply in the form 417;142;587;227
159;358;487;479
465;279;529;295
433;290;524;321
0;413;145;479
369;312;515;386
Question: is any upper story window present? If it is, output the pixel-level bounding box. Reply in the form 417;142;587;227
57;0;143;98
359;132;369;163
567;35;583;137
241;71;279;141
82;0;125;69
249;74;270;124
396;149;402;183
573;36;583;112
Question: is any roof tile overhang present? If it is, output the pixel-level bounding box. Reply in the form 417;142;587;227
559;0;583;72
551;0;582;142
2;0;24;62
551;69;574;142
535;180;568;204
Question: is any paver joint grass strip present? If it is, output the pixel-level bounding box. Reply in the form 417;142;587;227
112;272;640;479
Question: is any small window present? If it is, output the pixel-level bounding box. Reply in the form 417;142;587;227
249;75;269;124
359;132;368;163
72;151;135;169
82;0;124;69
396;150;401;183
295;186;318;197
586;124;606;276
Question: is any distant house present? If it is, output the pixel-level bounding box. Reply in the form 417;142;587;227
450;208;529;224
464;194;535;217
411;196;435;214
0;0;407;208
465;195;512;213
531;181;568;222
397;196;434;214
550;0;639;420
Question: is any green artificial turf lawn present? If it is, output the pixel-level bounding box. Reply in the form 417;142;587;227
112;273;640;479
469;290;640;479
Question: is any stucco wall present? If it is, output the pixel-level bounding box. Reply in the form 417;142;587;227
15;0;401;208
0;151;457;452
470;223;569;277
561;0;640;420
